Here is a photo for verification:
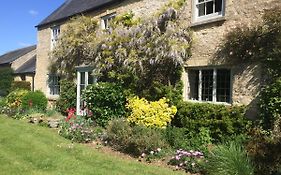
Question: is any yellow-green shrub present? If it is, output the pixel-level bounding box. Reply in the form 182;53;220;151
126;97;177;128
6;89;29;108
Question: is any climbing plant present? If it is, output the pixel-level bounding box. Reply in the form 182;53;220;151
51;6;192;102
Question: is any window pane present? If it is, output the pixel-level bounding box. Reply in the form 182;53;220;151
215;0;222;12
216;69;231;103
206;1;214;15
198;0;205;2
88;72;94;84
80;72;85;84
202;70;213;101
188;70;199;100
198;4;205;17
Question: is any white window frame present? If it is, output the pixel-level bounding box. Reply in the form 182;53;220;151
187;68;232;104
48;74;60;97
76;66;96;116
100;13;116;30
51;25;60;50
192;0;225;23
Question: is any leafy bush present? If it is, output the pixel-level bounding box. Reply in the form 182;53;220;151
0;67;13;96
106;118;169;156
10;81;31;91
173;101;251;143
6;89;29;108
206;141;254;175
259;78;281;130
165;126;212;153
59;108;95;143
21;90;48;111
246;127;281;175
169;149;206;174
83;82;127;127
127;97;177;128
56;80;77;114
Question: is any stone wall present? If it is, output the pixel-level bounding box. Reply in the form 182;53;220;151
35;0;170;99
180;0;281;116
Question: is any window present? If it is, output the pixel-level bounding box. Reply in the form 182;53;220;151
51;26;60;49
188;68;231;103
48;74;60;95
101;13;116;30
193;0;224;22
76;68;96;115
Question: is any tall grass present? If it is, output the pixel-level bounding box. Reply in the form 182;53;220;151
206;141;254;175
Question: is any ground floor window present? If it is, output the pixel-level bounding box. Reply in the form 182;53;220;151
76;67;96;115
48;74;60;95
188;68;231;103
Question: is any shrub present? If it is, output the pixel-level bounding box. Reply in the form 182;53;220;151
59;108;95;143
83;82;127;127
165;126;212;153
173;101;251;143
246;127;281;175
6;89;29;108
126;97;177;128
106;118;169;156
0;67;13;96
10;81;31;91
21;90;48;111
259;78;281;130
206;141;254;175
56;80;77;114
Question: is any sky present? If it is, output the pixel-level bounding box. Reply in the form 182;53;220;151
0;0;65;55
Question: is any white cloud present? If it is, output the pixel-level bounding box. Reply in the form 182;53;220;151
18;42;32;47
28;10;39;16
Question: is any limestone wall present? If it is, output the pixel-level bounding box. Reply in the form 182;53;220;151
180;0;281;113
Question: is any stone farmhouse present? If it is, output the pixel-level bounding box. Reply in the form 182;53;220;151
1;0;280;116
0;45;36;91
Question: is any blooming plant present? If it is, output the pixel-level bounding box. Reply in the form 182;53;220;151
59;108;94;143
126;97;177;128
169;149;206;174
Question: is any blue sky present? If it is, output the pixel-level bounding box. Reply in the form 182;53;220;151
0;0;65;55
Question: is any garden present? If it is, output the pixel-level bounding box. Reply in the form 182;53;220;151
0;1;281;175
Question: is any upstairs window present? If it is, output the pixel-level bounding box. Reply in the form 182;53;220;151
48;74;60;96
193;0;225;22
51;26;60;50
101;13;116;30
188;68;231;103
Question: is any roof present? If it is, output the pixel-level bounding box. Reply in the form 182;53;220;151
0;45;36;65
14;55;36;74
37;0;123;27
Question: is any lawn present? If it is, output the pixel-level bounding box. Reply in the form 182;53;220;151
0;116;185;175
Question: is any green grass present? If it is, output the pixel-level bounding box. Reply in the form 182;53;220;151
0;116;185;175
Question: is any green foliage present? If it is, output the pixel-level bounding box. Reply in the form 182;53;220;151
113;11;140;27
173;101;251;143
10;81;31;91
106;118;169;156
165;126;212;153
50;16;99;79
259;78;281;130
59;115;94;143
246;127;281;175
56;80;77;114
83;82;127;127
6;89;29;109
126;97;177;128
21;90;48;111
206;141;254;175
0;67;14;96
219;7;281;79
